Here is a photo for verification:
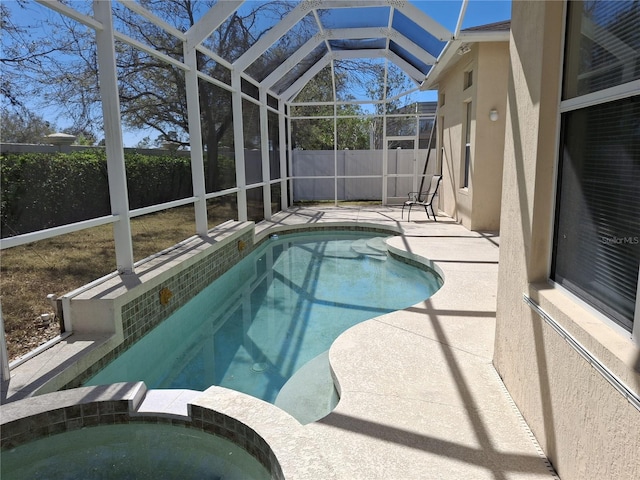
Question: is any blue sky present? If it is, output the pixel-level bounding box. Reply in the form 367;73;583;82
416;0;511;30
6;0;512;146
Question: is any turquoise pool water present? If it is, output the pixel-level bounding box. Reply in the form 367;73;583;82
1;424;271;480
86;232;442;406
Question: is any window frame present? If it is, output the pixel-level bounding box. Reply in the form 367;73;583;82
461;100;472;189
463;69;473;90
549;0;640;343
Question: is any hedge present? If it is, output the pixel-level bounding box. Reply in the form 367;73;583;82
1;151;194;237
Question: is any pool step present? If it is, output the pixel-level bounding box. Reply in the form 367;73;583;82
320;240;364;259
275;350;339;425
350;237;388;260
366;236;390;253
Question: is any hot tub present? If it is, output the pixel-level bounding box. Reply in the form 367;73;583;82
2;423;271;480
0;384;284;480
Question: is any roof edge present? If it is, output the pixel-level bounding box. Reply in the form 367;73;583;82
461;19;510;32
420;21;511;91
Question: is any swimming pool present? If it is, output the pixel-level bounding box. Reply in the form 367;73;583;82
86;232;442;416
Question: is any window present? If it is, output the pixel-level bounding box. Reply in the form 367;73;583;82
552;0;640;335
462;101;472;188
562;0;640;99
464;70;473;90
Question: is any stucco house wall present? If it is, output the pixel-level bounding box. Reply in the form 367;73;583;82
472;42;509;231
436;42;509;231
493;2;640;479
437;52;471;227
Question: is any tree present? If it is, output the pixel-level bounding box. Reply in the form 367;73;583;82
365;62;416;149
290;66;371;150
1;1;93;136
135;136;155;149
64;129;98;146
2;2;417;181
0;108;55;144
5;1;308;191
1;1;58;111
290;58;417;150
110;1;316;190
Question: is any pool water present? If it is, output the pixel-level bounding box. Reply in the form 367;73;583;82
1;424;271;480
86;232;442;407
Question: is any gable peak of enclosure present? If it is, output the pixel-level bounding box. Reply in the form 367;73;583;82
156;0;463;103
34;1;499;104
177;0;457;102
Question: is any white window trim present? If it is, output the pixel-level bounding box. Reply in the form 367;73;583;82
560;79;640;113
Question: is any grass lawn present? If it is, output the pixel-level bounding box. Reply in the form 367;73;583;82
1;199;378;362
1;202;237;361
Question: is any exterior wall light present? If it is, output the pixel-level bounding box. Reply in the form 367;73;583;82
457;44;471;55
489;109;499;122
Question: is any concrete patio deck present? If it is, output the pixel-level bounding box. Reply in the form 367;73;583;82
1;206;559;479
255;205;558;479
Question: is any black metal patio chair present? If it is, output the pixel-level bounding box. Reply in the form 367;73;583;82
401;175;442;222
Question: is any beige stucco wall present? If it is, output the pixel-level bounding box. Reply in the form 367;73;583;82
494;2;640;480
472;42;508;231
437;50;473;229
437;42;508;231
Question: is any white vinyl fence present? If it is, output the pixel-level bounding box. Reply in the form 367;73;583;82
291;148;438;203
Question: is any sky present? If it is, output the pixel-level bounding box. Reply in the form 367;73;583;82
418;0;512;31
5;0;512;146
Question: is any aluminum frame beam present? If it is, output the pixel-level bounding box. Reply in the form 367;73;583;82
36;0;103;30
261;28;437;95
184;45;209;235
240;0;451;92
120;0;186;40
259;87;272;220
262;34;323;89
394;1;452;41
231;72;248;222
93;0;134;274
233;1;312;71
185;0;244;49
281;54;333;102
454;0;470;38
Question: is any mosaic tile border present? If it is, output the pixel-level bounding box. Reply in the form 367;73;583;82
62;229;255;389
388;250;443;278
120;229;255;349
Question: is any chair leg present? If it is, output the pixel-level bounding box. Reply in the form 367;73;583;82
407;204;412;222
430;205;437;222
424;205;431;221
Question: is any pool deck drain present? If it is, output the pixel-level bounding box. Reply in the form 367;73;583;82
2;206;557;479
